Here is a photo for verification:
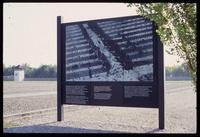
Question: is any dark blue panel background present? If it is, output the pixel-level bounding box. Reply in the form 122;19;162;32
61;15;160;108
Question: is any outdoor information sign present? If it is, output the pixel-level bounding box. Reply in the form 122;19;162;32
57;15;164;129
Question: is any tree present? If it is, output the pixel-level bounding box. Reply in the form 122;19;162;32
3;65;14;76
32;64;57;78
21;63;34;78
127;3;197;91
166;63;191;78
165;66;176;77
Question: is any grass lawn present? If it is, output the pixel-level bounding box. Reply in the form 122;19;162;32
4;121;20;128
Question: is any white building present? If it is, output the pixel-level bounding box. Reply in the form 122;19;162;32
14;65;24;81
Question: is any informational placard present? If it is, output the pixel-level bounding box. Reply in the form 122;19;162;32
57;15;164;128
58;15;164;109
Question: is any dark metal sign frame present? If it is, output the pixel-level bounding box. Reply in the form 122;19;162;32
57;15;164;129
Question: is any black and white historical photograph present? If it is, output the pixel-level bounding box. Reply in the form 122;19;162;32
65;16;154;81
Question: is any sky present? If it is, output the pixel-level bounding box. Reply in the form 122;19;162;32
3;3;184;68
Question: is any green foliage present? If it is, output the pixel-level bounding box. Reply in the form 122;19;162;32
3;64;14;76
166;63;191;78
128;3;197;91
32;64;57;78
22;63;34;78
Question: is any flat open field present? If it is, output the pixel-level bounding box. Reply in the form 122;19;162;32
3;81;196;133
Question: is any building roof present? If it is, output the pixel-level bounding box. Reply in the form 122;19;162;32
14;65;24;70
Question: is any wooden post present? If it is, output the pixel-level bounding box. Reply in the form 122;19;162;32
57;16;64;121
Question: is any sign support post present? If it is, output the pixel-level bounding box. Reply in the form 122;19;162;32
57;16;64;121
157;32;165;129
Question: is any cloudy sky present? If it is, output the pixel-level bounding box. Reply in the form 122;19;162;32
3;3;183;68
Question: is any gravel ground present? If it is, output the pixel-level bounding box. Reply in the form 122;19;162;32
3;85;196;133
3;81;193;116
3;81;56;93
3;81;56;115
3;95;56;116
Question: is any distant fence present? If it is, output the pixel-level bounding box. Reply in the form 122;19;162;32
3;76;56;81
4;76;191;81
3;76;14;81
166;76;192;81
24;78;56;81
